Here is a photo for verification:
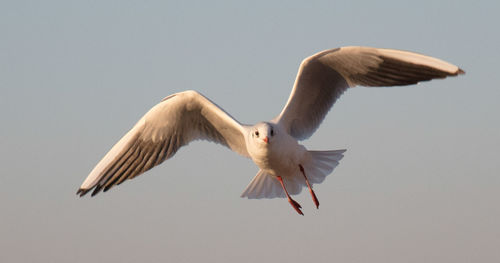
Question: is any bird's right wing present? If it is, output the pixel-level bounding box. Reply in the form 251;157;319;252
274;46;465;140
77;90;249;197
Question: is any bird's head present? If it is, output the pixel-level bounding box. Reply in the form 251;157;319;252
250;122;276;146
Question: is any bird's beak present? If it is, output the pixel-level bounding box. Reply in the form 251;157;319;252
263;137;269;143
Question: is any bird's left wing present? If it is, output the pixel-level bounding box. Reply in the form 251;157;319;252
77;90;249;197
274;46;464;140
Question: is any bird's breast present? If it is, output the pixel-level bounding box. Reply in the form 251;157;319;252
249;141;307;175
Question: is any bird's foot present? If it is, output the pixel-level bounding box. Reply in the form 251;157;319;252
299;164;320;209
309;188;320;209
288;197;304;215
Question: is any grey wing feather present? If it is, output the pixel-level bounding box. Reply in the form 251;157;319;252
274;46;465;140
77;90;249;197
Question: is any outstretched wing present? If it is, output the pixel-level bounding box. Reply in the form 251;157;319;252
274;46;465;140
78;90;249;197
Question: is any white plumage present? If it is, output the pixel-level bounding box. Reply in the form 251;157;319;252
78;46;464;215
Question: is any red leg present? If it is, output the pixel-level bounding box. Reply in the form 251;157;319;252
299;164;320;209
276;176;303;215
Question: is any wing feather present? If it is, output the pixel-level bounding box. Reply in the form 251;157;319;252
78;90;249;196
274;46;464;140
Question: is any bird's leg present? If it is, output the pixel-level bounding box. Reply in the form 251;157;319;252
299;164;319;209
276;176;303;215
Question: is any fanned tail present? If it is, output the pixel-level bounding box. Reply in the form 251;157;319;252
240;170;285;199
302;149;346;185
240;149;346;199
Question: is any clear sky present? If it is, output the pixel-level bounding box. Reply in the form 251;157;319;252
1;0;499;262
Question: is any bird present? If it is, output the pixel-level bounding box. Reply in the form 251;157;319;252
77;46;464;215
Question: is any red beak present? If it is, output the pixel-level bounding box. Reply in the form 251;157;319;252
263;137;269;143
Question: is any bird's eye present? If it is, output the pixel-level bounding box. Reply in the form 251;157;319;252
255;131;259;137
270;129;274;136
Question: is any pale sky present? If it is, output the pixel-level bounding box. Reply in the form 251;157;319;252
1;1;499;262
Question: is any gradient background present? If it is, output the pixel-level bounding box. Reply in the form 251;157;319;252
1;1;499;262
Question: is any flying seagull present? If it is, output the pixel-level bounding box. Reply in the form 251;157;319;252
77;46;464;215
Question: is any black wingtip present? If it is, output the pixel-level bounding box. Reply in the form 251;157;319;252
457;68;465;75
76;188;91;197
91;185;103;197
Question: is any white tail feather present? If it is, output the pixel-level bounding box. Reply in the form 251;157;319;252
240;170;285;199
304;150;346;184
240;149;346;199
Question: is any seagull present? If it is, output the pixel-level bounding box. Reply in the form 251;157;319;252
77;46;464;215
